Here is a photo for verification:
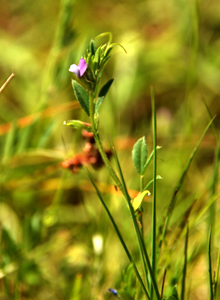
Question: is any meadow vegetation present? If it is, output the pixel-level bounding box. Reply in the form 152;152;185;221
0;0;220;299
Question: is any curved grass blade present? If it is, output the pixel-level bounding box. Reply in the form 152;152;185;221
2;121;16;164
208;225;214;300
110;141;160;299
157;116;215;257
161;269;167;299
202;98;219;237
181;225;189;300
86;168;150;300
214;242;220;299
110;141;149;288
150;86;157;299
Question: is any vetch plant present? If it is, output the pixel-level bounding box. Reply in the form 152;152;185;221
63;33;219;300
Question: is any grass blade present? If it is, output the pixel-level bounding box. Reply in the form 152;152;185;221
158;116;215;256
110;141;149;288
181;225;189;300
202;97;219;231
214;242;220;299
86;168;150;299
150;86;157;299
2;121;16;164
208;225;214;300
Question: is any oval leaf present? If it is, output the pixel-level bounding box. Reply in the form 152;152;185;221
72;80;90;116
131;190;150;211
132;137;148;175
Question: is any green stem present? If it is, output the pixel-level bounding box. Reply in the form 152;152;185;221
208;225;214;300
181;225;189;300
89;92;125;197
150;86;157;299
87;169;150;299
89;91;161;300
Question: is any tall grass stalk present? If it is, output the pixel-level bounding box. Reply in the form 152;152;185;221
150;86;157;300
86;169;150;299
157;117;215;256
180;225;189;300
89;91;161;299
208;225;214;300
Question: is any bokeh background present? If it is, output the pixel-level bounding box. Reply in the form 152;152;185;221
0;0;220;299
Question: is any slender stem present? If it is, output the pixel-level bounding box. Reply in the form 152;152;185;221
214;241;220;299
86;169;150;299
139;176;144;237
112;144;149;288
181;225;189;300
0;73;15;93
208;225;214;300
89;91;161;300
161;269;167;299
150;86;157;299
140;175;144;192
89;92;126;197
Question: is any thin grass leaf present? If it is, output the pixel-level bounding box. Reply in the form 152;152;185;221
110;140;130;200
161;269;167;300
193;192;220;226
202;97;219;231
214;242;220;299
86;168;150;300
181;225;189;300
2;121;16;164
208;225;214;300
150;86;157;299
111;141;149;289
110;141;160;299
173;200;196;245
158;116;215;256
37;120;57;149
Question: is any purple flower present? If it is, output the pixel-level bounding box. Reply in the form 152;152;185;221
69;58;87;77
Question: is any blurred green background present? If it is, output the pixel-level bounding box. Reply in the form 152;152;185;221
0;0;220;299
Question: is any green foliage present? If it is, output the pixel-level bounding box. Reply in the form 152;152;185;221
71;80;90;116
132;137;148;176
0;0;220;299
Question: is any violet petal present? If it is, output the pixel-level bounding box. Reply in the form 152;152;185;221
78;58;87;76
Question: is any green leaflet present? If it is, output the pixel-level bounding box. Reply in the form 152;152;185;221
72;80;90;116
132;137;148;175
